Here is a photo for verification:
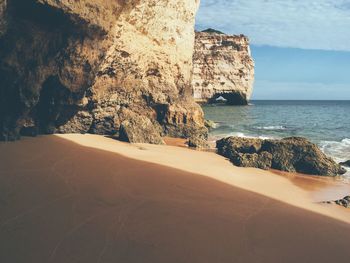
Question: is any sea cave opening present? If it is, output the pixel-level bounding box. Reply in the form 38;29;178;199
209;92;248;105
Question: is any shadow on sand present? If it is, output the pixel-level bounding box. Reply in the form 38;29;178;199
0;135;350;263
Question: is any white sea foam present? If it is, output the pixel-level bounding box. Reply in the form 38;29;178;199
228;132;248;138
319;138;350;178
319;138;350;162
226;132;275;140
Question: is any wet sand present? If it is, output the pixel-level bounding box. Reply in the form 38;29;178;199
0;134;350;263
163;137;188;148
271;170;350;202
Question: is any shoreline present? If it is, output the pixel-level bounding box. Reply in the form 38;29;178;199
165;135;350;203
202;101;350;179
1;134;350;262
206;134;350;178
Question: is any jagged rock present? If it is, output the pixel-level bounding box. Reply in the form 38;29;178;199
192;29;255;105
217;137;263;156
188;137;209;149
119;111;164;145
160;103;208;140
324;196;350;208
217;136;346;176
235;152;273;170
0;0;206;142
340;160;350;167
335;198;350;208
188;130;210;149
57;111;93;134
216;137;271;169
263;137;347;176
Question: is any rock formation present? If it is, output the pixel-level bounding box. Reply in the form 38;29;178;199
340;160;350;167
217;136;346;176
119;109;164;145
0;0;207;143
324;196;350;209
192;29;255;105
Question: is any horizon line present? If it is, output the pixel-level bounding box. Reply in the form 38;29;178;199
250;99;350;101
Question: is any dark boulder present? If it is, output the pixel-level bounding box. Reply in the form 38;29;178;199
186;125;210;149
188;136;210;149
340;160;350;167
324;196;350;209
216;136;346;176
216;137;271;169
262;137;346;176
217;137;263;155
233;152;273;170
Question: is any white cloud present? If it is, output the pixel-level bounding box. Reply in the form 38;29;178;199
196;0;350;51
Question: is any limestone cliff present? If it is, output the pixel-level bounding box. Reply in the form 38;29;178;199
192;29;255;105
0;0;206;142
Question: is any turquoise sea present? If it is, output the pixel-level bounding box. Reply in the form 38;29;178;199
202;100;350;177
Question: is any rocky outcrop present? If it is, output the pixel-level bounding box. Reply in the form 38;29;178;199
216;137;272;170
324;196;350;209
188;133;209;149
119;109;164;144
192;29;255;105
217;136;346;176
0;0;207;143
340;160;350;167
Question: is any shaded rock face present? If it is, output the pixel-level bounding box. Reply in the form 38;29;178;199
0;0;206;143
192;30;255;105
217;137;346;176
187;131;209;149
119;109;164;144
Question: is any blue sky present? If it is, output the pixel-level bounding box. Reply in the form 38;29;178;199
196;0;350;100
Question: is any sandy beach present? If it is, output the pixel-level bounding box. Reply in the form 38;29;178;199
0;134;350;262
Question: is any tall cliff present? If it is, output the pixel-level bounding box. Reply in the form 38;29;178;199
192;29;255;105
0;0;206;142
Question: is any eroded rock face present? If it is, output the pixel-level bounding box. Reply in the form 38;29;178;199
217;136;346;176
192;29;255;105
118;109;164;144
0;0;206;143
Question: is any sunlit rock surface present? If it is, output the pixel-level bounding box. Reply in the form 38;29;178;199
192;29;255;105
0;0;206;142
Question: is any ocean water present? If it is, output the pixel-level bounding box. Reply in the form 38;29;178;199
202;100;350;177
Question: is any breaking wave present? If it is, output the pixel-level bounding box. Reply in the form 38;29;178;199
319;138;350;163
319;138;350;177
